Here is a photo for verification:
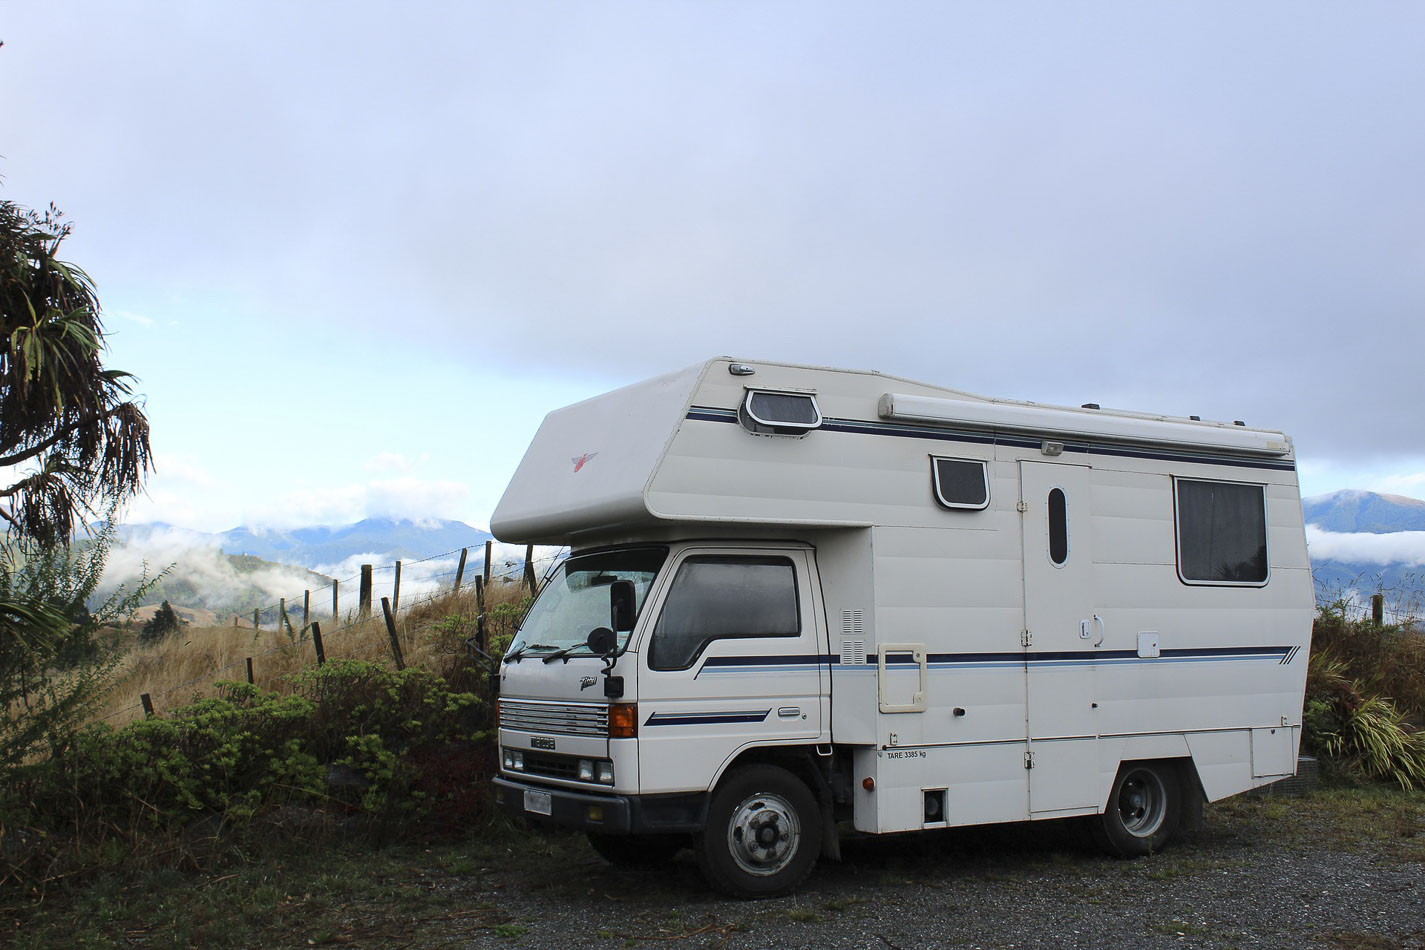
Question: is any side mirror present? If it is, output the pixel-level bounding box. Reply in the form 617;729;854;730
610;580;637;633
586;626;617;657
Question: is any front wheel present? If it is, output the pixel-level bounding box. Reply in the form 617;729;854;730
696;765;821;897
1091;761;1182;858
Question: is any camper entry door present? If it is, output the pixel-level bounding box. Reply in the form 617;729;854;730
1020;460;1103;815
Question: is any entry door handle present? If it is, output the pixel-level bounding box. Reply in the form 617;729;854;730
1092;614;1105;647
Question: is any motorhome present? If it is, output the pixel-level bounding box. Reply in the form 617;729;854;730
490;357;1312;896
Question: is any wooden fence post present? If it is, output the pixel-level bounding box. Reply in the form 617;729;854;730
359;565;373;618
380;597;405;670
392;560;402;614
332;579;339;620
524;544;537;597
454;547;468;593
1372;593;1384;628
311;621;326;665
303;590;310;625
246;657;255;684
253;608;259;631
140;693;155;718
483;540;492;587
475;575;487;652
280;598;288;635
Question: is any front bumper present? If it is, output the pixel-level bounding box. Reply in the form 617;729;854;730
493;775;708;835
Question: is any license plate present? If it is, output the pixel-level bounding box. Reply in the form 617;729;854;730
524;789;552;816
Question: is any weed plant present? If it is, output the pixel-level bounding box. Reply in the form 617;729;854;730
1304;599;1425;789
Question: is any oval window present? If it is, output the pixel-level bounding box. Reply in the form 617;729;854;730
1048;488;1068;565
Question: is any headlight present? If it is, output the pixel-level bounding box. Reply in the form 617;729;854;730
578;759;595;782
597;761;615;785
503;749;524;770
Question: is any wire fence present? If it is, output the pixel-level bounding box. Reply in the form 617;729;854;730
99;543;570;724
1314;573;1423;628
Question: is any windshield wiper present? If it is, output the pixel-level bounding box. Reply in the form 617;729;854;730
506;643;560;663
541;644;594;664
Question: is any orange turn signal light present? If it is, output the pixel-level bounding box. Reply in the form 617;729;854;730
609;703;638;739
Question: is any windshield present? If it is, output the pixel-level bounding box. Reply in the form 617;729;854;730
505;547;668;659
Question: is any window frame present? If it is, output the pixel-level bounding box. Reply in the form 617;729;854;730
1173;477;1271;588
930;456;991;511
646;554;803;672
738;389;823;435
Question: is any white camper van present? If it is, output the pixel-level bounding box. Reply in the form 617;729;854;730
490;358;1312;896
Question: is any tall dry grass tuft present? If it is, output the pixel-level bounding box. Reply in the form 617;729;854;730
1311;599;1425;724
1305;601;1425;789
95;580;533;725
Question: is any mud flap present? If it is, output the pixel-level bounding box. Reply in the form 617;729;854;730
821;806;841;861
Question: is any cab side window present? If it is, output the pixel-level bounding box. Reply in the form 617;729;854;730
648;556;800;670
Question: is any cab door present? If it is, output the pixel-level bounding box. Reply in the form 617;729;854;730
634;546;828;795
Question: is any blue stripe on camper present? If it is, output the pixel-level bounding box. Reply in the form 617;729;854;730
685;406;1297;473
644;709;772;726
693;654;829;679
868;645;1295;669
680;647;1297;677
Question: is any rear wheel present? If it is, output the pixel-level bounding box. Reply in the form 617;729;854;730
696;765;821;897
586;831;685;867
1091;761;1181;857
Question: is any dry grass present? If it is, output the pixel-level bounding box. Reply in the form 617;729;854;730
93;580;531;725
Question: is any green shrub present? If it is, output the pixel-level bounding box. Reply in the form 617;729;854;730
140;600;184;643
4;661;483;842
1304;621;1425;790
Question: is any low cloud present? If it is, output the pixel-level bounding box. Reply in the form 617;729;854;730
1305;525;1425;567
101;526;328;614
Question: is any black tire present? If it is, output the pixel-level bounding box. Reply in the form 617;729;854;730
695;764;822;898
586;831;685;867
1091;761;1182;858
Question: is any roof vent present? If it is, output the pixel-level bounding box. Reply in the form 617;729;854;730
1081;403;1100;410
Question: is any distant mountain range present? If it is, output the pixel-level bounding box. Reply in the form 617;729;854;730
1302;491;1425;600
1302;490;1425;534
105;517;499;619
118;517;494;572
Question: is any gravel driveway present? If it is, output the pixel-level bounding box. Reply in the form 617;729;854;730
419;791;1423;950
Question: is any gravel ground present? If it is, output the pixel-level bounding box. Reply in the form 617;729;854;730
412;792;1423;950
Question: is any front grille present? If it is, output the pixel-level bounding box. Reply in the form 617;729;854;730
523;751;582;781
500;699;608;737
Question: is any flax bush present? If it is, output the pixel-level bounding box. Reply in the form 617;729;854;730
1304;606;1425;790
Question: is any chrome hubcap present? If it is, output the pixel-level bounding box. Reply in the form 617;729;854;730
726;792;801;876
1117;769;1166;837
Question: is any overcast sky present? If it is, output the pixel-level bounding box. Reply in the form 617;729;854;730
3;3;1423;532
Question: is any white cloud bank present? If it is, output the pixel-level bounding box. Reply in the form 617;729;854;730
1305;525;1425;567
102;525;328;613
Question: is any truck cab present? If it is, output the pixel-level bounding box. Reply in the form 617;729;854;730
493;539;835;895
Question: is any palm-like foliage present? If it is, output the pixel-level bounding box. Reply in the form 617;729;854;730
1;199;152;546
1;196;154;789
